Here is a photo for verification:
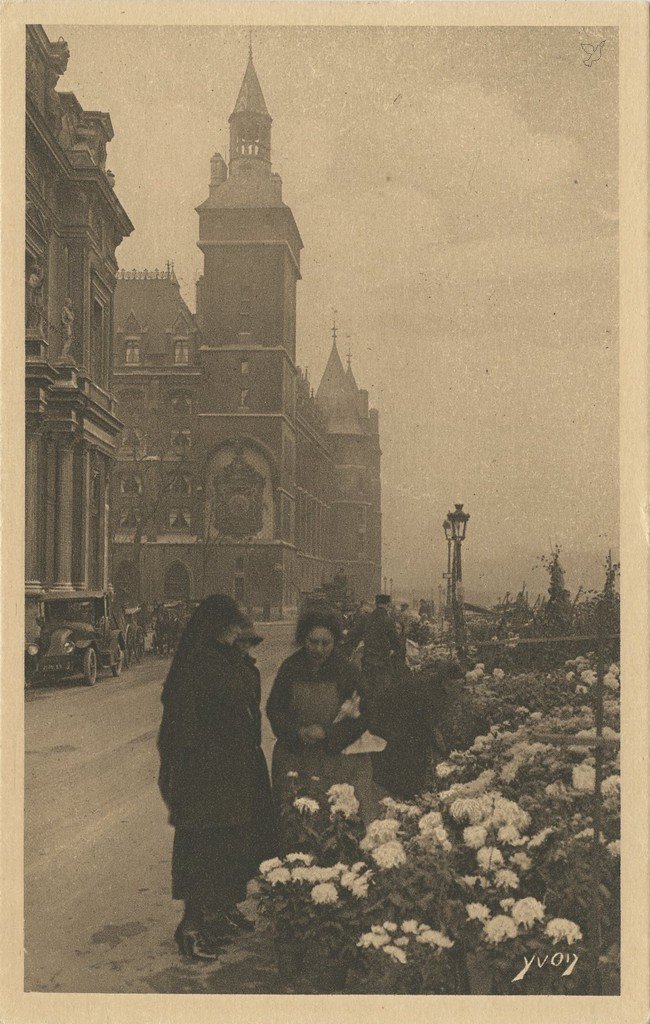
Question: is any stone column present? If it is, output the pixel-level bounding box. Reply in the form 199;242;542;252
73;446;91;590
52;438;75;591
25;428;42;592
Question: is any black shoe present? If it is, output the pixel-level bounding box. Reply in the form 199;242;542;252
225;906;255;933
174;924;221;961
201;911;238;946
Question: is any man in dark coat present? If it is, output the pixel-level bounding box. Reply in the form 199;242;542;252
157;596;276;960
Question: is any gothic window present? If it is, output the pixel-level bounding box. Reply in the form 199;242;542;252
171;429;191;451
235;556;245;572
169;508;190;530
240;285;252;318
125;339;140;365
174;339;190;365
119;509;141;528
120;473;143;496
171;392;192;416
241;360;249;375
239;389;250;409
167;472;191;496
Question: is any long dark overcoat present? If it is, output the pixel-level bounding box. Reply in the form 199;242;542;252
157;639;274;833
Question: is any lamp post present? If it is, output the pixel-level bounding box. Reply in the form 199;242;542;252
446;503;470;653
442;518;453;622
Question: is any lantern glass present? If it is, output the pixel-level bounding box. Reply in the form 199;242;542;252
443;519;452;542
448;503;469;541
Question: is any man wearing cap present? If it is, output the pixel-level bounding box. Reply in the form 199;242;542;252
347;594;405;696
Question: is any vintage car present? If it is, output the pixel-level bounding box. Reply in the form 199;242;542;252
28;592;126;687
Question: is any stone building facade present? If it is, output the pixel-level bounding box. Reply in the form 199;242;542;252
111;52;381;617
25;26;133;636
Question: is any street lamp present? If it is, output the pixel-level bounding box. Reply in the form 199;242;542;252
446;503;470;655
442;518;453;620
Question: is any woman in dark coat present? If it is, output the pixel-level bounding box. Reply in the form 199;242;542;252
157;595;276;960
266;608;377;834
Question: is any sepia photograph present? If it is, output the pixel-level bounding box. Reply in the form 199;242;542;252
2;2;647;1016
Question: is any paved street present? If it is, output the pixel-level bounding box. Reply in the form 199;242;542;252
24;622;294;994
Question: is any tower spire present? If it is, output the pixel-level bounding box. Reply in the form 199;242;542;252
249;29;253;60
331;310;338;347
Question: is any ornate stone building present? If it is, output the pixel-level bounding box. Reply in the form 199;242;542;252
25;26;133;635
111;51;381;616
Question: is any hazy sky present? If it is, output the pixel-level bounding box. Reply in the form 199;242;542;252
47;24;619;601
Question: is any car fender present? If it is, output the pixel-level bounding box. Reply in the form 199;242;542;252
74;637;96;651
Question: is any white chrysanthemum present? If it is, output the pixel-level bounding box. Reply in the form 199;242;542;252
267;867;292;885
393;936;410;948
530;711;543;722
545;918;583;945
483;915;518;944
462;875;480;887
372;840;407;870
476;846;504;871
609;662;620;677
491;797;530;832
418;810;443;833
576;685;588;694
416;929;454;949
602;775;620;798
328;783;355;803
580;669;597;685
497;824;521;845
566;672;576;682
259;857;282;874
607;840;621;858
499;761;519;784
401;919;420;933
511;897;545;929
436;762;457;779
360;817;400;851
492;668;505;681
511;851;532;871
294;796;320;815
330;794;360;818
466;902;491;923
383;944;407;963
310;882;339;905
450;796;491;825
291;866;320;883
286;770;299;778
494;868;519;890
572;764;596;793
528;827;555;849
499;898;515;911
285;852;313;864
350;877;371;899
383;921;398;932
463;825;488;849
358;931;389;949
603;672;619;691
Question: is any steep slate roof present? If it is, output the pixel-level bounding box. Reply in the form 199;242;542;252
114;273;195;356
230;55;271;119
315;341;365;435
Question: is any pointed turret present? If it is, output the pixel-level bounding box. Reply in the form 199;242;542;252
229;44;272;173
315;327;364;435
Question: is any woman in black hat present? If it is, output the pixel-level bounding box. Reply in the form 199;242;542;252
157;595;276;959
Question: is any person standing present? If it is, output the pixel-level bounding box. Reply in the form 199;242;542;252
266;608;375;832
351;594;405;696
157;595;276;960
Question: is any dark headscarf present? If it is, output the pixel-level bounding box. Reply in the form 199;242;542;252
158;595;247;774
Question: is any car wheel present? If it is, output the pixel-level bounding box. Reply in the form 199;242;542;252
111;647;124;677
83;647;97;686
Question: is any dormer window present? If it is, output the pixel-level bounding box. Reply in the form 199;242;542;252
169;508;191;530
174;339;190;365
125;339;140;365
120;473;143;496
167;472;192;496
239;389;250;409
171;429;191;451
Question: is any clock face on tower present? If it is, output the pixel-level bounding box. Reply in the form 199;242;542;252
213;452;265;538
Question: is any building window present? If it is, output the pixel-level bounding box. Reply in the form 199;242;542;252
119;509;141;528
120;473;143;495
241;360;249;375
235;555;245;572
169;508;190;530
240;285;252;317
174;339;190;365
239;389;249;409
125;339;140;365
171;392;192;416
171;429;191;451
167;472;191;495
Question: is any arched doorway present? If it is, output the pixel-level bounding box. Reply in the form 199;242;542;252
164;561;191;601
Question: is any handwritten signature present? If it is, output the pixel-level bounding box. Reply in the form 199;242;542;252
512;951;579;983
